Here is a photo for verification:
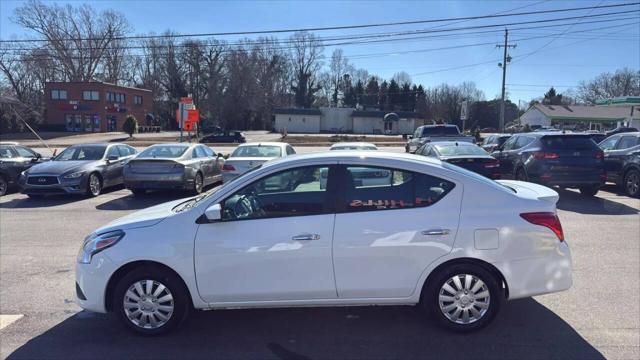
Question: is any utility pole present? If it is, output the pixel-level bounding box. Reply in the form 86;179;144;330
497;29;516;132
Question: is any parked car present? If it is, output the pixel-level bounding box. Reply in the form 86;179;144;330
123;143;223;195
605;127;638;137
405;124;474;153
200;131;246;143
598;132;640;196
19;143;136;198
480;134;511;153
0;142;47;196
491;133;605;196
75;151;571;335
330;142;378;151
617;151;640;197
416;141;500;179
221;142;295;182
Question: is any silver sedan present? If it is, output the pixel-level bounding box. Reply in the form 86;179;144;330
123;143;223;195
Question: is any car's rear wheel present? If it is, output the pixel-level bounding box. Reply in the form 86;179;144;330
422;264;502;332
113;266;189;335
86;173;102;197
0;175;7;196
579;184;599;197
193;172;204;194
623;169;640;198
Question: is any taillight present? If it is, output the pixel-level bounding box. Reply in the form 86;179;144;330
520;212;564;242
484;159;500;168
595;150;604;160
532;152;559;160
222;164;235;172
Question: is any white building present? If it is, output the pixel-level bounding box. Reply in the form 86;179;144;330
273;107;425;135
520;101;640;131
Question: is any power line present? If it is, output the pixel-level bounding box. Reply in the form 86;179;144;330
1;1;638;43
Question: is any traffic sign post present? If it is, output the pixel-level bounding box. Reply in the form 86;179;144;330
460;100;468;132
176;97;199;142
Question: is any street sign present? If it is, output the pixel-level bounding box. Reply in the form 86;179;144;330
460;101;468;121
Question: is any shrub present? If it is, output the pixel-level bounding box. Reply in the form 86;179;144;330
123;115;138;137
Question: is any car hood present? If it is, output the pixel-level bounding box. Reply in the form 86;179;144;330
27;160;96;175
95;198;188;234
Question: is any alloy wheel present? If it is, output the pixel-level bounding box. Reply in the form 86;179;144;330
89;174;101;196
0;177;7;196
194;173;203;193
438;274;490;324
123;280;174;330
626;171;639;196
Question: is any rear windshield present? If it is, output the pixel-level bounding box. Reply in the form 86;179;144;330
435;144;487;156
231;145;281;158
541;136;598;150
138;145;189;158
331;145;377;151
421;126;460;137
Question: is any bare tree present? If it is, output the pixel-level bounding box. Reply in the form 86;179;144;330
289;31;324;108
577;68;640;104
327;49;353;106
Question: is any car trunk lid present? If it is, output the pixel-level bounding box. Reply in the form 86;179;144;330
497;180;560;204
224;157;273;173
127;159;182;174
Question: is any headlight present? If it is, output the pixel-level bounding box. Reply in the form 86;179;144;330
77;230;125;264
64;171;85;179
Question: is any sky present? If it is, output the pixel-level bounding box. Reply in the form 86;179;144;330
1;0;639;105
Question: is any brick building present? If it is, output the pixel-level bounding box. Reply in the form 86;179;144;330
44;82;152;132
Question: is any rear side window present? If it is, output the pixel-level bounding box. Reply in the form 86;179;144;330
342;166;455;212
0;145;15;158
14;146;36;158
286;146;296;155
617;136;639;149
515;136;534;149
541;136;599;150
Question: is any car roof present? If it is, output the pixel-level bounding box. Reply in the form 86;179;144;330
607;132;640;137
146;143;193;148
264;150;442;169
67;143;112;147
330;142;377;148
517;132;591;137
429;141;478;147
0;141;19;145
237;142;289;147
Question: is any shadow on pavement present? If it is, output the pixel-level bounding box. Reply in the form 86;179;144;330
6;298;603;360
95;191;184;210
556;188;638;215
0;186;124;209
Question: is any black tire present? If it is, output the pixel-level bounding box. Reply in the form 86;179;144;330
422;263;503;333
623;168;640;198
131;189;147;196
515;167;528;182
113;266;190;335
0;175;7;196
192;172;204;195
86;173;102;197
579;184;599;197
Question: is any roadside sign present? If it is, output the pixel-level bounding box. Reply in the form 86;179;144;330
460;101;468;121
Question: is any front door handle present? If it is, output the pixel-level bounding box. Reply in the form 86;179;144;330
421;229;451;236
292;234;321;241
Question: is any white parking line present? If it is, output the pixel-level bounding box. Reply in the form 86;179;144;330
0;314;24;330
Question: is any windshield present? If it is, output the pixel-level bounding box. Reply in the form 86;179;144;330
138;145;189;158
422;126;460;137
443;162;514;193
231;145;281;158
55;145;106;161
435;144;487;156
331;145;377;150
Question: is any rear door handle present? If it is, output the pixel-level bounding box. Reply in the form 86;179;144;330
421;229;451;236
292;234;321;241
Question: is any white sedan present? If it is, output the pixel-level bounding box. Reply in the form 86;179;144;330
75;151;572;334
221;142;295;183
330;142;378;151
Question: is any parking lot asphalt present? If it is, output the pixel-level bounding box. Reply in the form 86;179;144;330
0;161;639;359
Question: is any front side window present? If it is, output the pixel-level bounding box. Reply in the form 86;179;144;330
117;145;136;157
222;165;332;221
14;146;36;158
599;136;619;150
515;136;534;149
616;136;639;150
193;146;208;158
55;146;106;161
202;146;215;157
342;166;454;212
502;136;518;151
106;146;120;159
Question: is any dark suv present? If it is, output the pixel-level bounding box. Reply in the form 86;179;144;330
492;133;605;196
0;142;46;196
599;132;640;197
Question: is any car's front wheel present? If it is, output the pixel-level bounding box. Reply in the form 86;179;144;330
113;266;190;335
422;264;502;332
192;172;204;194
623;168;640;198
86;173;102;197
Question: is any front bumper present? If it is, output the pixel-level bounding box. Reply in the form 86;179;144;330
75;255;117;313
495;241;573;300
19;175;88;195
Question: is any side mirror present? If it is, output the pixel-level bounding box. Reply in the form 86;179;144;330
35;152;42;159
107;155;118;163
204;203;222;221
408;135;413;140
217;152;224;158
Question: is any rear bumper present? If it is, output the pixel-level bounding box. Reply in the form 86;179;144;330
495;241;572;300
124;173;190;190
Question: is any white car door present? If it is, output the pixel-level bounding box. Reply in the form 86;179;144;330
194;164;338;303
332;164;463;299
